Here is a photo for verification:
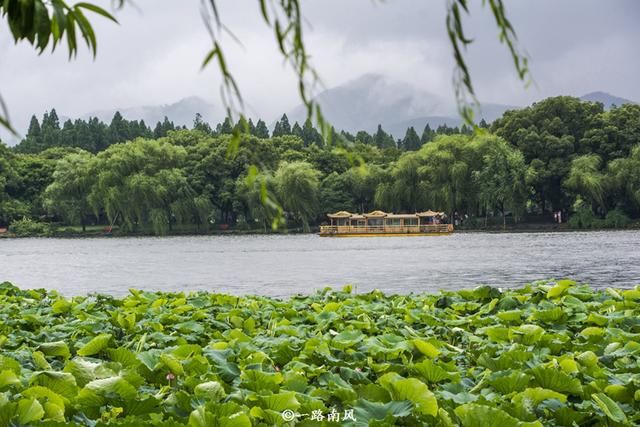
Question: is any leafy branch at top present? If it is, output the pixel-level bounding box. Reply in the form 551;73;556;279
446;0;531;124
0;0;118;134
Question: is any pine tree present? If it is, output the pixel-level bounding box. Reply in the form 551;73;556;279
234;116;250;134
26;115;41;138
301;118;322;146
356;130;373;145
421;124;435;144
41;109;61;148
248;118;257;136
373;125;394;149
60;119;76;147
402;126;421;151
193;113;212;134
16;115;43;152
253;119;270;138
272;114;292;137
292;122;303;138
216;117;233;135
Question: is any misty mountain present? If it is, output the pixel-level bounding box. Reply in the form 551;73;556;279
81;96;221;128
286;73;517;137
579;91;636;109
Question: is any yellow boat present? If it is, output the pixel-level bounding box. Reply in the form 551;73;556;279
319;210;453;237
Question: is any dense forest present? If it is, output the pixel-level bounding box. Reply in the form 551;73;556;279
1;96;639;235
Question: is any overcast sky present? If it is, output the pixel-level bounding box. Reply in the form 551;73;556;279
1;0;639;138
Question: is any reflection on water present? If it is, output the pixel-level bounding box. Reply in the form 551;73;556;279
1;231;639;296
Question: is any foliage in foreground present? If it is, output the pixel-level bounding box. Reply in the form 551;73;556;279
0;280;639;426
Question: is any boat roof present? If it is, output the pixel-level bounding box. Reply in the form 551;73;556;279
327;210;445;218
417;210;445;217
364;210;387;217
327;211;353;218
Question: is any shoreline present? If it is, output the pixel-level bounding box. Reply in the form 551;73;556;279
1;222;639;239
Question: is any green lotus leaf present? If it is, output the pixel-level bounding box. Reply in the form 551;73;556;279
63;358;99;387
604;384;633;403
488;370;532;394
530;366;583;395
592;392;627;423
496;310;523;322
412;359;458;384
454;403;520;427
241;369;283;392
353;399;414;425
0;370;20;389
378;374;438;416
38;341;71;359
547;280;575;299
332;329;365;350
259;391;300;412
194;380;226;401
21;386;66;421
77;333;113;356
0;356;20;374
576;351;599;368
580;327;605;339
29;371;78;398
17;398;44;425
51;298;72;314
510;324;545;344
412;339;440;358
83;375;137;400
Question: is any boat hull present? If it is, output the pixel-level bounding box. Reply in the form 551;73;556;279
319;224;454;237
319;232;453;237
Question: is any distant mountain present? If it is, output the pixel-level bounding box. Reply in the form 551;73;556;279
81;96;221;128
580;91;636;109
287;73;517;136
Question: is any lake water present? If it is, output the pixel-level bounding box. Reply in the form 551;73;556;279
1;231;639;297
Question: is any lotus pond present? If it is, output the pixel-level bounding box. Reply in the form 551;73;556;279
0;280;639;426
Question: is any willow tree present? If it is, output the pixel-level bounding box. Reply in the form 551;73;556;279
273;161;320;231
418;134;480;217
375;152;426;212
473;136;527;227
565;154;606;214
43;151;95;231
87;138;197;235
608;146;640;215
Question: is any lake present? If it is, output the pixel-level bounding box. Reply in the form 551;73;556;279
1;231;639;296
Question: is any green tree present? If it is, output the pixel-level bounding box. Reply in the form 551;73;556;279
607;145;640;216
88;138;197;235
421;124;435;145
474;136;527;227
375;152;425;212
253;119;270;138
274;161;320;231
272;114;292;137
402;126;421;151
373;125;395;149
193;113;213;134
43;151;95;231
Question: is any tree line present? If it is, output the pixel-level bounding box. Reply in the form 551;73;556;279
1;96;639;234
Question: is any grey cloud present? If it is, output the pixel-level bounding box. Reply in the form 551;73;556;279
1;0;638;141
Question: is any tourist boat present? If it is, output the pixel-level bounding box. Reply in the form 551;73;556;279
319;210;453;237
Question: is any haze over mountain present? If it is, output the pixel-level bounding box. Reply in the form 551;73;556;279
81;96;221;129
286;74;637;137
287;74;520;137
579;92;636;109
2;74;636;146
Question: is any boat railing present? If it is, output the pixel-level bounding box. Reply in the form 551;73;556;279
319;224;453;234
